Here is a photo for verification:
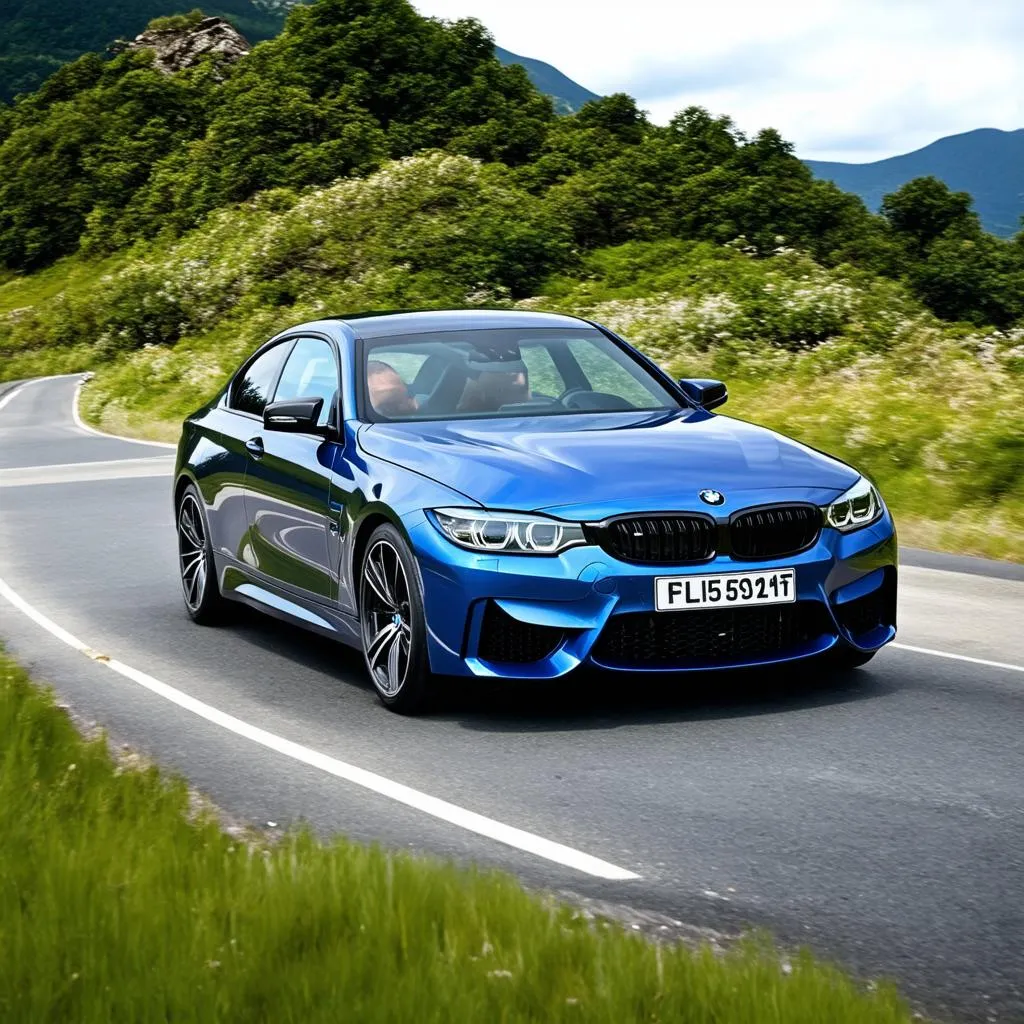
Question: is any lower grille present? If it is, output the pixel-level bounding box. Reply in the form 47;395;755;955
587;514;716;564
835;571;896;638
477;602;564;663
730;504;821;558
592;601;832;668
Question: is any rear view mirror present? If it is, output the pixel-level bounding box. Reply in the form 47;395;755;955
677;378;728;411
263;397;325;434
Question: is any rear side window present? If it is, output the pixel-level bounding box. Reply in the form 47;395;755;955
272;337;339;427
230;343;288;415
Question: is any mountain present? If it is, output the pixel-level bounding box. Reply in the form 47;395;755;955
0;0;600;112
805;128;1024;238
247;1;601;111
494;46;598;114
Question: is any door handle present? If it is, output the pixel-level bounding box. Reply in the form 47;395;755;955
245;436;264;459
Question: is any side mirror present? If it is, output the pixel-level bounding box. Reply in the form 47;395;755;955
677;378;728;411
263;397;325;434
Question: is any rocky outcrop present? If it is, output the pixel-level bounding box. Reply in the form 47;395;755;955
126;17;251;76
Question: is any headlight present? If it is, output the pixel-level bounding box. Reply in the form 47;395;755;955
823;476;883;533
430;508;586;554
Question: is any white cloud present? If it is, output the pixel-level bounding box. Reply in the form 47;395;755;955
411;0;1024;161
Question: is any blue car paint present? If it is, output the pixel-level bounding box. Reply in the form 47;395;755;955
174;310;898;680
358;408;860;517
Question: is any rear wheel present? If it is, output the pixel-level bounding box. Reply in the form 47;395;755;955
359;523;433;714
176;483;227;624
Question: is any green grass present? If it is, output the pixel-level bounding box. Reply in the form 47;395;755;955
0;252;127;316
0;651;917;1023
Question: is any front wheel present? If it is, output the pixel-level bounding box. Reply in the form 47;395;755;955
359;523;433;714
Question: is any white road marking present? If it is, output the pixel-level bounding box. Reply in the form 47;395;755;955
0;374;73;412
72;377;176;450
0;456;174;487
0;383;27;412
891;643;1024;675
4;373;1021;875
0;457;173;473
0;575;640;882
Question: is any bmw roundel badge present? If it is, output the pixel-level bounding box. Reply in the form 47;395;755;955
699;489;725;506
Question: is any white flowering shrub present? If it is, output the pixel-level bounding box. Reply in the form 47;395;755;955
2;186;1021;559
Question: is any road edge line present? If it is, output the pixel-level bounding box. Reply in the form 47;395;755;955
73;377;177;450
0;574;641;882
891;642;1023;674
0;374;76;412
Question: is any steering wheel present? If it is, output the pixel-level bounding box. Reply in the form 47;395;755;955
557;387;591;408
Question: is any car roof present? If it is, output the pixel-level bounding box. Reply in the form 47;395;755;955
329;308;591;340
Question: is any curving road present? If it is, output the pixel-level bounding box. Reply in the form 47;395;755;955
1;374;1022;1022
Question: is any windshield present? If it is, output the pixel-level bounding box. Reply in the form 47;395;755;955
361;327;680;422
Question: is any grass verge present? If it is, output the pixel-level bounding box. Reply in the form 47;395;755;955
0;651;916;1022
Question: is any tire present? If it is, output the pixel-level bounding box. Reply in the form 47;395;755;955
359;523;433;714
830;646;876;670
176;482;228;625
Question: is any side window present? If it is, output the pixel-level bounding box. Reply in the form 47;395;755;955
272;337;339;427
230;343;288;416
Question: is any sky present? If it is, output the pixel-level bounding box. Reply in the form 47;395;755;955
412;0;1024;163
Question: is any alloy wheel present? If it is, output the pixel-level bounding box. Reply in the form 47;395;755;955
178;492;208;612
361;539;412;697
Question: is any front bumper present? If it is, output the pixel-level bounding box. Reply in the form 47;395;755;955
407;509;898;679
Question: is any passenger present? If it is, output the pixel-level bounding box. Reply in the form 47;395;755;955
367;360;418;417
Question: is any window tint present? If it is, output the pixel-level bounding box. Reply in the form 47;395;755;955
272;337;338;427
364;328;679;421
230;343;287;416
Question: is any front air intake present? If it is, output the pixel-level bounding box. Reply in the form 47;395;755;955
592;601;833;668
476;602;564;663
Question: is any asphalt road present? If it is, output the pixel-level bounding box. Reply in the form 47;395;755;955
1;374;1022;1022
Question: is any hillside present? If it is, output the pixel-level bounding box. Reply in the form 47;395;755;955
0;0;282;100
0;0;599;110
494;46;599;114
0;0;1021;561
806;128;1024;237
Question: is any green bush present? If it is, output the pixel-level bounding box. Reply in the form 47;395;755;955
2;182;1022;562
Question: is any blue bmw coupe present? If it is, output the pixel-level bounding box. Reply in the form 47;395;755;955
173;309;897;712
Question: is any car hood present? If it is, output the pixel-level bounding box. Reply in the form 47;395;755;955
357;409;860;518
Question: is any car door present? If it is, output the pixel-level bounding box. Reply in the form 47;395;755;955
241;335;340;604
211;339;293;568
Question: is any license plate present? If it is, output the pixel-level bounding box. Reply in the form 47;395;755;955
655;568;796;611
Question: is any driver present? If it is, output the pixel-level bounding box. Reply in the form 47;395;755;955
458;368;530;413
367;360;418;417
457;341;530;413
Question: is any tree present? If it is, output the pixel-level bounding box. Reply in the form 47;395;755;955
880;176;978;256
574;93;649;145
910;230;1024;327
0;0;557;267
668;106;739;172
0;50;214;267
